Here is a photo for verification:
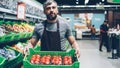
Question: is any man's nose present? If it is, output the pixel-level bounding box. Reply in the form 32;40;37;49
50;7;54;11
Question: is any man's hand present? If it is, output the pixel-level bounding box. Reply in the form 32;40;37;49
75;48;80;58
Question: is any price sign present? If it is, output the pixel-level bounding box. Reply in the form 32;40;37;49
17;2;26;20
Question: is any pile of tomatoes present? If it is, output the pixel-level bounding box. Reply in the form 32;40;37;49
30;54;73;65
63;56;72;65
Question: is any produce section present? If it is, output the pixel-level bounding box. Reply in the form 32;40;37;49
23;48;79;68
0;20;34;43
30;55;72;65
0;46;23;68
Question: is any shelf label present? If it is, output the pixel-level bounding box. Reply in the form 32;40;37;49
17;2;26;20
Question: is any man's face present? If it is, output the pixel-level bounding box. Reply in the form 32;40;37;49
104;22;107;25
44;3;58;21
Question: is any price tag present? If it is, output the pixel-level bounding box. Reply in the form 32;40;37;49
17;2;26;20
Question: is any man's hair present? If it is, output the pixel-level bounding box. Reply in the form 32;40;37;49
104;20;108;22
43;0;58;10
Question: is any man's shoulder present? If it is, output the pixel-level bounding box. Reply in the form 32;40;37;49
57;15;68;23
34;21;44;30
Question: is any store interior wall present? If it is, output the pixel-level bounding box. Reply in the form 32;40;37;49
61;14;74;30
92;13;105;29
61;13;105;29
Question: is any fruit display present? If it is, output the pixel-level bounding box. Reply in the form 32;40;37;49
0;25;6;36
0;48;16;60
0;21;35;43
4;23;34;33
0;21;34;37
11;42;26;53
30;54;72;65
0;46;23;68
11;41;40;54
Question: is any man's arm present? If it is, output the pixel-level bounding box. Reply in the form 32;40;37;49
30;38;39;47
24;38;39;54
67;36;80;58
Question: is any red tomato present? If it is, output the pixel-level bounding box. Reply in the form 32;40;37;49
45;60;50;64
36;58;40;62
58;60;62;65
34;60;39;64
30;59;34;64
64;60;68;65
55;60;59;65
31;57;36;61
36;55;40;58
32;55;36;58
68;61;72;65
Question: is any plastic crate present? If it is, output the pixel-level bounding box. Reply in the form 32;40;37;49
4;34;14;42
0;35;6;43
19;32;26;39
0;56;6;68
29;32;33;37
24;32;30;38
0;46;23;68
23;48;80;68
33;45;40;51
13;33;21;40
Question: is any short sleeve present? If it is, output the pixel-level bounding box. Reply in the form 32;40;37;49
65;22;73;38
32;23;44;40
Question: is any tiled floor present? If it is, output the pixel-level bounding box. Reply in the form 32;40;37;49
77;40;120;68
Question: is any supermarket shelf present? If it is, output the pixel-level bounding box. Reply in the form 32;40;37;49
0;32;33;43
0;7;42;19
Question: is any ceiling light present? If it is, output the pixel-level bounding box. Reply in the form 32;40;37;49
76;2;79;4
85;0;89;5
102;0;105;2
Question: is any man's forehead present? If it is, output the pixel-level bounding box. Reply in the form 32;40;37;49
46;2;57;7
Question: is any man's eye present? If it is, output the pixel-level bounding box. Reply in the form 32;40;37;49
52;6;56;9
46;7;50;10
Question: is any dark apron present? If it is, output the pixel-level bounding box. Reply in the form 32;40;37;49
41;20;61;51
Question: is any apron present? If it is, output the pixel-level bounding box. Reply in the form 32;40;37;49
41;20;61;51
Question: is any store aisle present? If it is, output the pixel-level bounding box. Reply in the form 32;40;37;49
77;40;120;68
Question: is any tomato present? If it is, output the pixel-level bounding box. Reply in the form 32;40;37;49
45;60;50;64
58;60;62;65
36;58;40;62
41;59;46;64
68;61;72;65
30;59;34;64
46;56;50;60
64;60;68;65
34;60;39;64
58;57;62;61
31;57;36;61
54;60;59;65
32;55;36;58
36;55;40;58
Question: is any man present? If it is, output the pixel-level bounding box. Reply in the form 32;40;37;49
90;25;96;39
99;21;109;52
25;0;80;57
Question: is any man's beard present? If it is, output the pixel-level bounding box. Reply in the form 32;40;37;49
46;13;57;21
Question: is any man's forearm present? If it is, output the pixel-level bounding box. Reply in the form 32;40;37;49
72;41;79;50
30;38;38;47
